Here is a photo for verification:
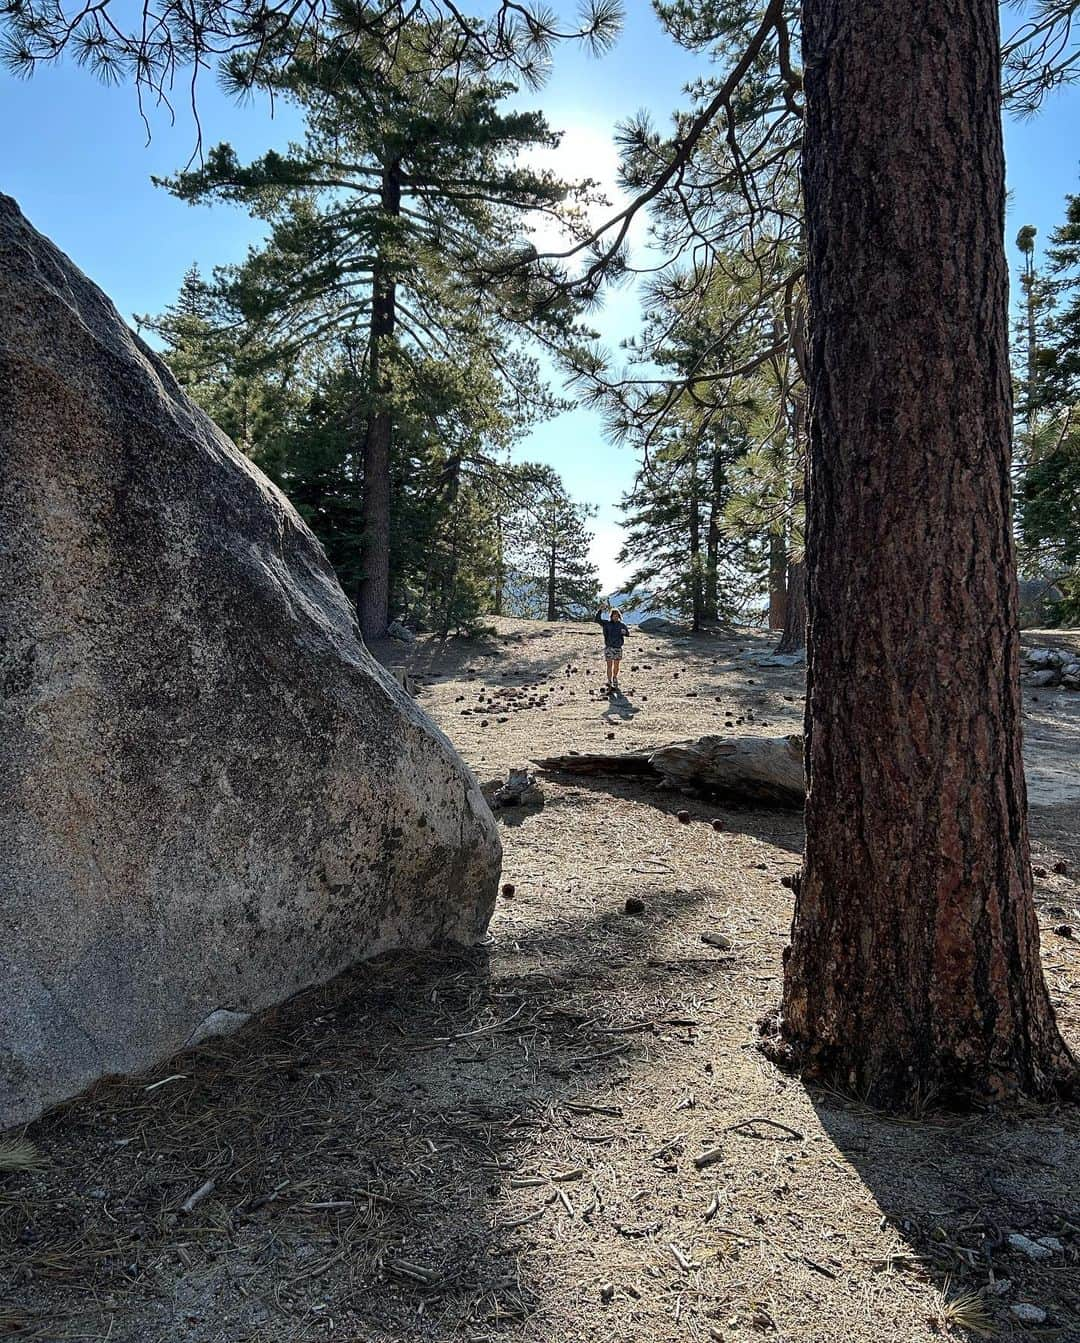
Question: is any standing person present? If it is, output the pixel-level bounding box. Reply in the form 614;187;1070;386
595;604;629;694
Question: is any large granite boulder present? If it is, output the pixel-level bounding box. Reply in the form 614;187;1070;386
0;196;500;1131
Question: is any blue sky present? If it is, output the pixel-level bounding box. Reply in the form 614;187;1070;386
2;7;1078;590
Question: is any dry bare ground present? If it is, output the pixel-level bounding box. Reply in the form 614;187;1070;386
2;618;1078;1343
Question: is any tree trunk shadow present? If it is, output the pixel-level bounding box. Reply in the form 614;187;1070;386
808;1084;1080;1336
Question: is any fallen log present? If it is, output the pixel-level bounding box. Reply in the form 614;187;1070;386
534;735;805;808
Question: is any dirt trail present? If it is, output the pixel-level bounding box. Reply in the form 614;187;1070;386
3;618;1078;1343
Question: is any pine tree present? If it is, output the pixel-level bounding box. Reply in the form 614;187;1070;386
1013;187;1080;620
1039;188;1080;413
506;469;600;620
157;19;592;639
148;272;539;634
619;422;745;629
771;0;1076;1106
140;265;298;459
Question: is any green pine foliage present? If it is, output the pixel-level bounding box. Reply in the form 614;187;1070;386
1013;184;1080;624
144;13;604;636
502;467;601;620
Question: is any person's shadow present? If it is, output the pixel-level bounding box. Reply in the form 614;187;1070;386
600;687;640;723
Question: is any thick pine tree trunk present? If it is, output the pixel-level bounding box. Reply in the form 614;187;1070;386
768;534;788;630
704;500;721;624
776;379;807;654
437;458;463;637
704;442;725;623
493;515;505;617
358;161;401;644
776;559;805;654
773;0;1076;1106
689;457;704;632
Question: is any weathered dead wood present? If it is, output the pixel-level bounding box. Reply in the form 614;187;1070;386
534;735;805;808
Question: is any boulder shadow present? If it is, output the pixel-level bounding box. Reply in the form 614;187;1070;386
2;890;736;1343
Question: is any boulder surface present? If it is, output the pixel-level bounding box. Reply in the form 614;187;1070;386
0;196;500;1131
1017;577;1064;628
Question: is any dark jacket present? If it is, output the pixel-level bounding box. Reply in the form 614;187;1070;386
595;609;629;648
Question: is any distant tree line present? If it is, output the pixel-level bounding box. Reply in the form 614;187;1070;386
1012;184;1080;624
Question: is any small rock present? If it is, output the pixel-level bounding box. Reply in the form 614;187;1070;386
1027;669;1060;687
1024;646;1063;669
1010;1303;1047;1326
186;1008;252;1047
989;1278;1012;1296
702;932;732;951
386;620;416;643
501;883;516;898
1052;860;1068;876
677;810;691;824
712;819;724;831
1034;865;1048;879
1054;924;1074;938
625;897;646;916
599;1282;615;1303
1038;1236;1064;1254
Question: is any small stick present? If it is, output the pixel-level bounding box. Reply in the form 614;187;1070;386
725;1117;804;1141
669;1243;696;1272
180;1178;216;1214
650;1133;686;1159
501;1207;546;1228
385;1258;441;1285
144;1074;188;1092
693;1147;724;1170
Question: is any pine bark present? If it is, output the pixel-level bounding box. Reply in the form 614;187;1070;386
358;161;401;643
776;559;805;655
768;534;788;631
493;518;505;618
704;475;721;624
774;0;1076;1105
689;452;705;632
776;378;807;655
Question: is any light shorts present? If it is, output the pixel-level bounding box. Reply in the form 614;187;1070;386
604;646;622;663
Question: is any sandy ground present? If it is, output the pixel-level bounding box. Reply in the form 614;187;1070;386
2;618;1078;1343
